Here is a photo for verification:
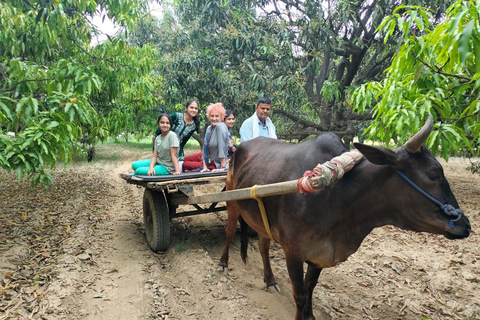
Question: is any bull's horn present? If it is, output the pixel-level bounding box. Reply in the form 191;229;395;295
404;114;434;153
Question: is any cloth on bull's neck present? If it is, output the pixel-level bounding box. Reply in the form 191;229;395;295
249;113;277;139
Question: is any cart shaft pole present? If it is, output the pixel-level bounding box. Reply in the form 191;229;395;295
170;180;299;206
170;150;364;206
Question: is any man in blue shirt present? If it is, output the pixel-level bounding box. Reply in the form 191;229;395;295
240;97;277;142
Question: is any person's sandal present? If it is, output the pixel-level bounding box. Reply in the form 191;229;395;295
118;172;131;180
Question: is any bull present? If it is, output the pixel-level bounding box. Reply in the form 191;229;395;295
219;115;471;320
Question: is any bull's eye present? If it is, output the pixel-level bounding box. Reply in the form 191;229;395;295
427;170;440;181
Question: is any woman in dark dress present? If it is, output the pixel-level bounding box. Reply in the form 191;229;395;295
153;100;200;164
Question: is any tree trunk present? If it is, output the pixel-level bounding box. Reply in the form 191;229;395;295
87;146;95;162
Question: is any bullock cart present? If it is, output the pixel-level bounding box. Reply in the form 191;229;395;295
121;150;362;252
122;171;228;252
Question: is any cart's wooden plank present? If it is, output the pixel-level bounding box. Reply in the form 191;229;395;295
147;176;226;189
172;205;227;218
125;175;226;189
151;175;226;186
126;171;226;182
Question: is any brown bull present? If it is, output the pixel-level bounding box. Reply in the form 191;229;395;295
219;116;471;320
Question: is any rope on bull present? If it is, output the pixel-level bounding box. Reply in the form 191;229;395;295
297;150;364;194
250;185;274;240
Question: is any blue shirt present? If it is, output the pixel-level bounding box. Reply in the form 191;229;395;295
240;117;275;143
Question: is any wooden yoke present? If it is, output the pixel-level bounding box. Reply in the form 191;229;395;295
305;149;364;192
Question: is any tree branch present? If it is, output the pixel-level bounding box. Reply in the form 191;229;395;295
346;111;373;121
258;5;283;21
274;109;331;131
315;50;330;96
334;42;364;57
357;5;375;38
66;36;99;60
0;78;56;93
354;50;393;84
277;128;351;141
21;0;36;10
302;56;315;99
122;99;141;108
66;36;130;68
416;56;471;81
282;0;306;15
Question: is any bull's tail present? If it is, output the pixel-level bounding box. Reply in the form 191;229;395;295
239;215;249;264
227;151;235;178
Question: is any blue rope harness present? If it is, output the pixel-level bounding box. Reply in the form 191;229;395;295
395;170;463;228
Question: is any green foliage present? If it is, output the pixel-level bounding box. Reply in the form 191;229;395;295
0;0;160;187
163;0;453;143
352;0;480;160
320;81;342;103
174;240;189;253
467;160;480;174
126;5;270;141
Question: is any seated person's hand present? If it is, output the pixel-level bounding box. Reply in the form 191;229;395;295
201;168;210;172
147;168;155;176
173;171;181;175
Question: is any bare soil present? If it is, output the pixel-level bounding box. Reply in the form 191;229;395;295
1;144;479;320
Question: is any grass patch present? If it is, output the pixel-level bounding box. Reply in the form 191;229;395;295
109;135;200;150
70;151;123;164
70;137;153;164
90;150;123;162
68;135;200;165
467;160;480;174
70;145;124;164
105;136;153;150
174;241;189;253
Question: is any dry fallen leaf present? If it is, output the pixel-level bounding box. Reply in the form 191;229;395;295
105;267;119;274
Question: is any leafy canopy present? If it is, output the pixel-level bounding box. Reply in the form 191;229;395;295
163;0;455;145
352;0;480;159
0;0;160;187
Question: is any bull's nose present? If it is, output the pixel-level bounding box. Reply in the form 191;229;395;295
445;215;471;239
446;228;470;239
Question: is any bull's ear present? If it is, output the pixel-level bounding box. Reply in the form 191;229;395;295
353;143;399;166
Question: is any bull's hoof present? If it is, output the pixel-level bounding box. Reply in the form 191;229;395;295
217;264;228;275
266;284;280;293
303;309;315;320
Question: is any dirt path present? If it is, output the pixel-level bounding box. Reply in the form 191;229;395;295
50;160;152;320
1;147;479;320
53;157;297;320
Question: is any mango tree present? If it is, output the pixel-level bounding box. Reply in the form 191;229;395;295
127;10;253;144
169;0;453;146
0;0;160;187
352;0;480;160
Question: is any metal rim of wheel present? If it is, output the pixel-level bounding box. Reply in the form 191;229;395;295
143;189;170;252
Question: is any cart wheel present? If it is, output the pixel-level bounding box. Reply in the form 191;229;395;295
143;189;170;252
